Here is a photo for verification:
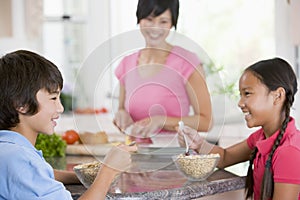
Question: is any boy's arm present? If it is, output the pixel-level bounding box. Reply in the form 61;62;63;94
54;169;81;184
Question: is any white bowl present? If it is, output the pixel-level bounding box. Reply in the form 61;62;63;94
172;153;220;181
73;161;101;188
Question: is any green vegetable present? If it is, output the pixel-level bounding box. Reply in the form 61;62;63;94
35;133;67;157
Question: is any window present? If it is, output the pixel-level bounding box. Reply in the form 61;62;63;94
43;0;87;85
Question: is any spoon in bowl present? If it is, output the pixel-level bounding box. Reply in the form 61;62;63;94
178;121;190;156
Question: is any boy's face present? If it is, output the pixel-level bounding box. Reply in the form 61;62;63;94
20;89;64;136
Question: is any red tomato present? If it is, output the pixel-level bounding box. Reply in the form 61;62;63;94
62;130;79;144
99;107;108;113
95;107;108;114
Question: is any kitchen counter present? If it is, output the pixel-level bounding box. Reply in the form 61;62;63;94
54;149;246;200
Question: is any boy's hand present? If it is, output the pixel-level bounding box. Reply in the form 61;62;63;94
102;144;137;172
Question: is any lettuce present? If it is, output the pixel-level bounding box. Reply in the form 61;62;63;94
35;133;67;157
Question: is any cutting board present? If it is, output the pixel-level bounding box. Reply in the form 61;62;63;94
66;144;114;156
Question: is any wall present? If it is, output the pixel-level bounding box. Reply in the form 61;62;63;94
0;0;42;55
0;0;12;38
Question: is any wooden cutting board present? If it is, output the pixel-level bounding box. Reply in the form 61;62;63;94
66;144;115;156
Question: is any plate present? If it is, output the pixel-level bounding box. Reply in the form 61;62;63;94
137;147;189;155
66;144;114;156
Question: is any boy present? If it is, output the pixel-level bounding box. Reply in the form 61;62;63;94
0;50;136;200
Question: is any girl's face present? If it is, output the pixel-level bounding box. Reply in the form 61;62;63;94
20;89;64;136
139;9;173;47
238;71;276;129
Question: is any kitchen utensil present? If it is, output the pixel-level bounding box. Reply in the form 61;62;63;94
178;121;189;156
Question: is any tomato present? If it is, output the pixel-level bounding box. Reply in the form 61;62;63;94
99;107;108;113
95;107;108;114
62;130;79;144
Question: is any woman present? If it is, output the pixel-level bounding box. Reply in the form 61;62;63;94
114;0;212;140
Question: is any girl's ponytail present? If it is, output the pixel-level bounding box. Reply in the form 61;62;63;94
245;147;258;199
260;93;292;200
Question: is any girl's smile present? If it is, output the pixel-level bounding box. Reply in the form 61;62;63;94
239;71;274;129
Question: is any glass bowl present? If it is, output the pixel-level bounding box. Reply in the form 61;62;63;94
172;153;220;181
73;161;102;188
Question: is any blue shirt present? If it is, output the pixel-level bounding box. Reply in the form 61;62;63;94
0;130;73;200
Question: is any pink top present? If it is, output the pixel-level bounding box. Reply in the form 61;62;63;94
247;117;300;200
115;46;201;122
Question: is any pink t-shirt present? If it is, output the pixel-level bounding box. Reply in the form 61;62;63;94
115;46;201;122
247;117;300;200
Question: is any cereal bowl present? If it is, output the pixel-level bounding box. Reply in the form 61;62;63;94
172;153;220;181
73;161;102;188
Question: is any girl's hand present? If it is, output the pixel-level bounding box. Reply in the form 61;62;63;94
177;125;205;153
114;109;134;131
131;116;165;138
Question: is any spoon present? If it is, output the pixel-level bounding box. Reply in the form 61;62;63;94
113;120;127;135
178;121;190;156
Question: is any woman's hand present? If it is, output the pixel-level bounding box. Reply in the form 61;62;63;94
177;125;205;153
131;116;165;138
114;109;134;131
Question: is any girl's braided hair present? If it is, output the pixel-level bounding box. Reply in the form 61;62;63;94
244;57;298;200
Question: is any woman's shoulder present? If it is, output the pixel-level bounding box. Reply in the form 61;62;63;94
171;45;201;65
115;51;139;75
120;51;139;63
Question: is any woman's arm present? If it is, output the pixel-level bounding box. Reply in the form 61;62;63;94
159;64;212;132
130;64;212;136
183;64;212;132
114;85;134;130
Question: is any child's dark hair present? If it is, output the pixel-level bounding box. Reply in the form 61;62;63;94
244;57;298;200
0;50;63;130
136;0;179;29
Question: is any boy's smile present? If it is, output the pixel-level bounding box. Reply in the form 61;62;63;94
16;89;64;144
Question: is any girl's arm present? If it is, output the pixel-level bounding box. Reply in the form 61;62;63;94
273;183;300;200
210;140;252;168
178;126;252;168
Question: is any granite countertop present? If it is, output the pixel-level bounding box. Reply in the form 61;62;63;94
67;170;245;200
62;149;246;200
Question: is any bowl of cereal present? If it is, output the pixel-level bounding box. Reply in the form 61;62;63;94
172;153;220;181
73;161;102;188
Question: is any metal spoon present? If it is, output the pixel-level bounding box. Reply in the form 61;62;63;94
178;121;190;156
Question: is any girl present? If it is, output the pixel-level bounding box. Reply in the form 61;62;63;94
178;57;300;200
114;0;212;139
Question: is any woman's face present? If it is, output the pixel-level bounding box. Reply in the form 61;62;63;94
139;9;173;47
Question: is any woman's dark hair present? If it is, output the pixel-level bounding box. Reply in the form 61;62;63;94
136;0;179;29
0;50;63;130
244;57;298;200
